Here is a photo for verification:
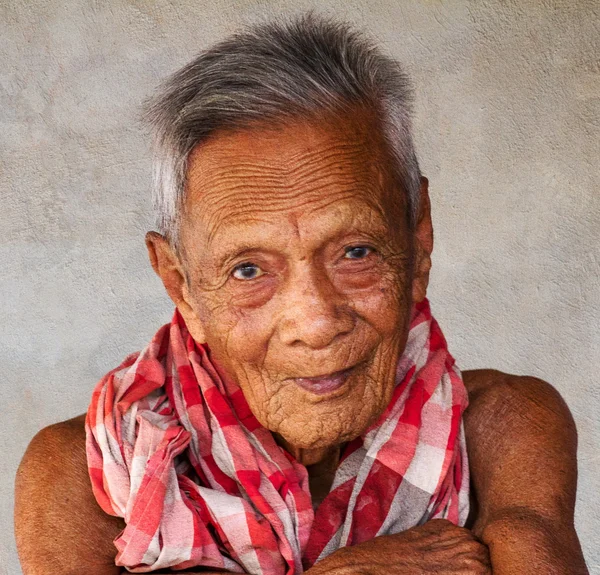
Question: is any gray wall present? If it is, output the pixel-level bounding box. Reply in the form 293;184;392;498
2;1;598;573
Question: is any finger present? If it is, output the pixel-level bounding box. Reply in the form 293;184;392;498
442;559;492;575
409;521;467;542
451;548;492;568
412;527;478;549
431;531;483;549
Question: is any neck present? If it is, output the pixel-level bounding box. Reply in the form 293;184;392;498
274;434;341;467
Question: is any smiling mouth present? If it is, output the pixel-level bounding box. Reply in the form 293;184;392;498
292;364;359;396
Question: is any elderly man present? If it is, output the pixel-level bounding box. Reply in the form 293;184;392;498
15;15;587;575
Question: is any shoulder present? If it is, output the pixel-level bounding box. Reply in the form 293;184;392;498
461;368;576;437
15;415;123;574
460;371;588;572
16;414;88;505
16;414;90;508
19;414;87;463
461;369;579;522
463;368;565;400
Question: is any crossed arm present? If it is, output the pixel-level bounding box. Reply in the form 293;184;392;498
462;370;588;574
14;370;589;574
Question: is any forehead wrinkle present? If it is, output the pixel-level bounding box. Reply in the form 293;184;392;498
194;146;384;223
191;141;376;204
294;193;392;239
183;113;399;260
282;157;375;196
202;170;371;216
203;190;361;250
205;191;391;261
283;141;370;178
196;184;393;258
198;169;282;188
195;163;386;248
203;161;386;232
189;136;366;180
207;141;368;179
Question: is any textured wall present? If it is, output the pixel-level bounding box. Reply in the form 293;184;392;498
2;1;598;573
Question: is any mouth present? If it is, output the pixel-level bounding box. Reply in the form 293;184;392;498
291;364;360;396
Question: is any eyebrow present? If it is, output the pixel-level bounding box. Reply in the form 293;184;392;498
205;195;393;271
212;224;394;274
215;246;267;271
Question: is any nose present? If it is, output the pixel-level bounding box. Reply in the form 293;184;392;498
277;264;355;350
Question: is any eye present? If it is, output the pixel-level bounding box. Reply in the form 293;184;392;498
232;262;264;281
344;245;373;260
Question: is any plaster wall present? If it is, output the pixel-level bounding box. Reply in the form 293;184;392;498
1;1;598;573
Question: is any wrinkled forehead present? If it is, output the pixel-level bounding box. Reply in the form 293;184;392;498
180;109;407;252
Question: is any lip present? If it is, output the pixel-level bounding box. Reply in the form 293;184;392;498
292;365;357;396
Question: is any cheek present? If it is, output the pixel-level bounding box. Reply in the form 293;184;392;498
194;276;279;365
204;305;272;369
196;294;279;400
226;276;279;309
348;267;413;337
200;304;283;425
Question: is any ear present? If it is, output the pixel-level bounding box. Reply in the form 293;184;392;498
145;231;206;342
411;177;434;304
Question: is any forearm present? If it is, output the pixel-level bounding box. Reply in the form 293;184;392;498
118;572;235;574
121;570;237;574
480;511;588;575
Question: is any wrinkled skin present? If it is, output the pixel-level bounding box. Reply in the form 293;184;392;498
146;107;431;464
14;107;589;575
305;519;490;575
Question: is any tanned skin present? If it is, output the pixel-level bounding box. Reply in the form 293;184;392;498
15;110;589;574
14;372;588;574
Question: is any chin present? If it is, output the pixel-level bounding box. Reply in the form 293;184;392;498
279;430;345;451
247;362;398;452
272;407;375;451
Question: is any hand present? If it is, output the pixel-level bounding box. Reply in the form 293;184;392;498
304;519;491;574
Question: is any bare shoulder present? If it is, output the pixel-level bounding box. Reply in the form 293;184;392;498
460;371;588;572
16;414;90;501
462;368;576;434
18;413;87;465
15;415;123;575
461;368;578;481
462;368;579;525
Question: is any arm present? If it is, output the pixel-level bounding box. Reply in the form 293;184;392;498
304;519;490;574
15;417;489;575
463;369;589;574
15;415;239;575
15;415;125;575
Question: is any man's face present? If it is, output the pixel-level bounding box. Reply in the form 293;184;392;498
172;110;419;453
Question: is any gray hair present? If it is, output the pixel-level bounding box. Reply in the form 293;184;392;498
144;13;421;247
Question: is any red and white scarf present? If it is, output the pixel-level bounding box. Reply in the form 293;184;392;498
86;298;469;573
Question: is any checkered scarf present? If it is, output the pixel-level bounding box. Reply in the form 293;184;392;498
86;298;469;573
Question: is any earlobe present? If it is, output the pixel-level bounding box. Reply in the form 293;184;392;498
411;177;434;304
144;231;206;342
